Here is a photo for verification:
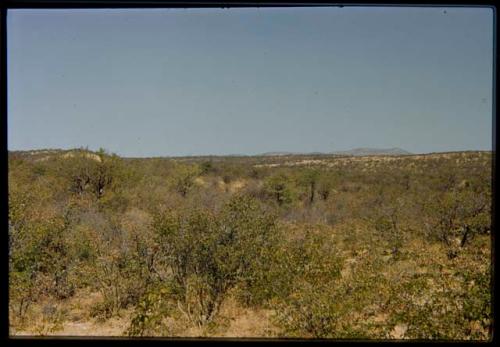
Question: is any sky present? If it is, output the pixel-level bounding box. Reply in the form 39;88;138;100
7;6;494;157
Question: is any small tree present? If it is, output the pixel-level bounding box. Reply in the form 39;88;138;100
171;164;200;197
199;161;215;175
366;188;408;256
63;148;122;200
422;187;490;253
317;172;336;201
299;169;320;204
263;173;294;206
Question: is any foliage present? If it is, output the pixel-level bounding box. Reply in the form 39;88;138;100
170;163;200;197
8;149;492;339
152;195;277;326
263;172;295;206
127;284;177;336
422;188;490;251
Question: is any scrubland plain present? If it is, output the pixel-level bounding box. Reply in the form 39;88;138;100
8;149;492;339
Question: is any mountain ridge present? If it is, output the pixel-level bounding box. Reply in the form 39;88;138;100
259;147;412;157
330;147;412;156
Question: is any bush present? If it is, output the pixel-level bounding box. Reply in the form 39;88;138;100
61;148;125;200
9;214;74;319
127;284;178;336
152;195;278;326
263;172;295;206
385;267;491;340
272;227;349;338
422;189;490;250
170;164;200;197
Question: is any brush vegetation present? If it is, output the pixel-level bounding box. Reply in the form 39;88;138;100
8;149;492;339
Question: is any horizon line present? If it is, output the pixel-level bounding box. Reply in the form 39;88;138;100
7;147;493;159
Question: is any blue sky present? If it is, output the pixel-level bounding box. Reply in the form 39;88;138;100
7;7;494;157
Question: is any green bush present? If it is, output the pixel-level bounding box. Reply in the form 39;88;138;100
272;227;348;337
127;284;178;336
170;163;200;197
263;172;295;206
152;195;278;326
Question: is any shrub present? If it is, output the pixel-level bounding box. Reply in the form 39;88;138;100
60;148;125;200
152;195;278;326
298;168;320;204
9;214;74;319
127;284;177;336
272;227;348;337
385;267;491;340
263;173;295;206
170;164;200;197
422;189;490;250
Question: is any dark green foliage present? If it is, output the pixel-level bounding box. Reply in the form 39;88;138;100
298;169;320;204
200;160;215;175
263;172;295;206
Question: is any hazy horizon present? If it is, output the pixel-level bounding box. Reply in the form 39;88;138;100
8;145;494;158
8;7;494;157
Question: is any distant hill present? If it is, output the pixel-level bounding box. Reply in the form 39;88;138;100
330;147;412;156
9;148;103;162
259;148;412;157
260;151;297;156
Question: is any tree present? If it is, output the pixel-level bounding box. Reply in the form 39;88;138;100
199;161;215;175
300;169;320;204
263;173;294;206
317;171;337;201
422;187;490;252
171;164;200;197
62;148;123;200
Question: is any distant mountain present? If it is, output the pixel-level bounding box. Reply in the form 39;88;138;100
259;148;412;157
330;147;412;156
260;151;297;156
